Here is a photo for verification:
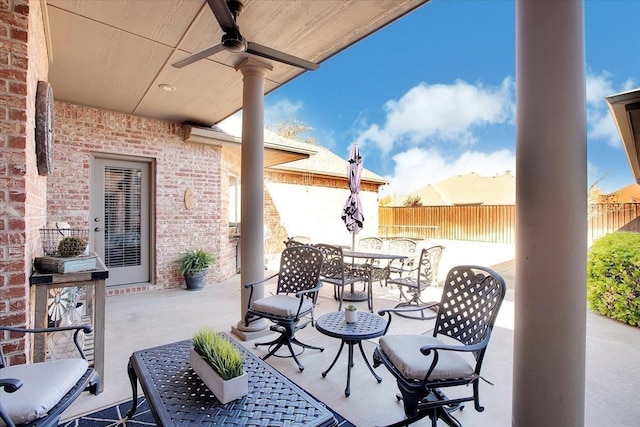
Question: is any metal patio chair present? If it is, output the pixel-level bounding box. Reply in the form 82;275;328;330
244;245;324;371
387;245;445;320
314;243;372;312
0;325;100;427
357;237;387;287
385;238;419;286
285;235;311;245
373;265;506;427
359;237;383;250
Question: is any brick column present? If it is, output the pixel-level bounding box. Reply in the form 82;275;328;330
0;0;49;364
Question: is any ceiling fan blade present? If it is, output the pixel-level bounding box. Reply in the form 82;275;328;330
246;41;319;71
207;0;239;34
172;44;226;68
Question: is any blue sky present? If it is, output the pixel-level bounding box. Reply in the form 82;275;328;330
260;0;639;197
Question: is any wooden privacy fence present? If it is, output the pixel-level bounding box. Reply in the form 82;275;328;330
378;203;640;245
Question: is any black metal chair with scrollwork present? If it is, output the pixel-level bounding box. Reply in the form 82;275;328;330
284;235;311;247
387;245;445;320
0;325;99;427
314;243;372;312
359;237;383;250
373;265;506;427
244;245;324;371
357;237;389;287
385;238;419;287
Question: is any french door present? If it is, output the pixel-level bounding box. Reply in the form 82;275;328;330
91;157;151;286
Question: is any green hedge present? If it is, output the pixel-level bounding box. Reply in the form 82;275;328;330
587;232;640;326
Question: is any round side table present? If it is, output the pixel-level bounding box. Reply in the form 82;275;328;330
315;311;387;396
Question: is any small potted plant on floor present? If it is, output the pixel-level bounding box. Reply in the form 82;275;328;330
344;304;358;323
175;248;216;290
190;327;247;404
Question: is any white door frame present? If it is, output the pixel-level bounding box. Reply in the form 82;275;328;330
90;155;154;286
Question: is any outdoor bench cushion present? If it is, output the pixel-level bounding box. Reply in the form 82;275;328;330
380;335;474;381
0;358;88;426
252;295;313;317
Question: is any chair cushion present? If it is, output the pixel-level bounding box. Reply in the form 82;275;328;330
252;295;313;317
379;335;474;381
0;358;89;426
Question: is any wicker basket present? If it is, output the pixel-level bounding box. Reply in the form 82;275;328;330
40;228;89;257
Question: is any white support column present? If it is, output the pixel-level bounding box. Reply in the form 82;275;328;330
514;2;586;426
232;58;273;340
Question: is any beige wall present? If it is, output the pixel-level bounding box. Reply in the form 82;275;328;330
264;170;380;254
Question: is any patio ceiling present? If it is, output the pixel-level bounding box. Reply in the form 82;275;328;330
606;88;640;183
44;0;429;127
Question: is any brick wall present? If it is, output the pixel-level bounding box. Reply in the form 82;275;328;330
0;0;49;365
50;102;238;291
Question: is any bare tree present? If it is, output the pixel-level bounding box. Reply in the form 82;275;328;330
379;195;393;207
267;117;317;145
403;195;422;207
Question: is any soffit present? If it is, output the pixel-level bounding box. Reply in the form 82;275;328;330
606;89;640;183
183;124;317;167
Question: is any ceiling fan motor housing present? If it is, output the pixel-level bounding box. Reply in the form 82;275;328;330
172;0;318;70
222;32;247;52
227;0;244;16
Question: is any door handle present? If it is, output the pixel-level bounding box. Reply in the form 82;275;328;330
94;227;101;232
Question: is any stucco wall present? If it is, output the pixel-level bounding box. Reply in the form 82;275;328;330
266;182;379;248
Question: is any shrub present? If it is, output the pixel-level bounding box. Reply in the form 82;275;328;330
192;327;244;380
587;232;640;326
175;248;215;275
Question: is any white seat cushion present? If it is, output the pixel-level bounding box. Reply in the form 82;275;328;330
379;335;474;381
252;295;312;317
0;358;88;426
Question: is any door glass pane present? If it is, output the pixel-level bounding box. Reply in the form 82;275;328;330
104;166;141;268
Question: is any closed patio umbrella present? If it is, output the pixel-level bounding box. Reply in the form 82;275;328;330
342;144;364;249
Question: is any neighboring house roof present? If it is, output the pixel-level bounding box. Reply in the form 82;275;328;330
215;116;387;185
269;144;387;185
600;183;640;203
391;171;515;206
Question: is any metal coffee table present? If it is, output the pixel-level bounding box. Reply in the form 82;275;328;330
315;311;387;396
126;335;336;426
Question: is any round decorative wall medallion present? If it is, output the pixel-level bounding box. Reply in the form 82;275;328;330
36;80;54;176
184;188;195;210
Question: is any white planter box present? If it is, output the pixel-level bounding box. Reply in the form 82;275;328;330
189;347;248;404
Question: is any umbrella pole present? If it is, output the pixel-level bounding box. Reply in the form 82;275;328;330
352;232;355;251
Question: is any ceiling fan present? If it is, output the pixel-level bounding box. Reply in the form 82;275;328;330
172;0;319;71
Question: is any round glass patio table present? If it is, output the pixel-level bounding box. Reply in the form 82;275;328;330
315;311;387;396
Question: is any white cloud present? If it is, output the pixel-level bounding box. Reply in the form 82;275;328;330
265;99;304;124
586;71;616;106
381;147;515;197
586;71;637;148
353;78;514;155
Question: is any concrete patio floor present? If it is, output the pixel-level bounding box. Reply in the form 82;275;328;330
61;240;640;426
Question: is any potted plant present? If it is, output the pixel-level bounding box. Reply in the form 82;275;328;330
175;248;216;290
190;327;247;404
344;304;358;323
